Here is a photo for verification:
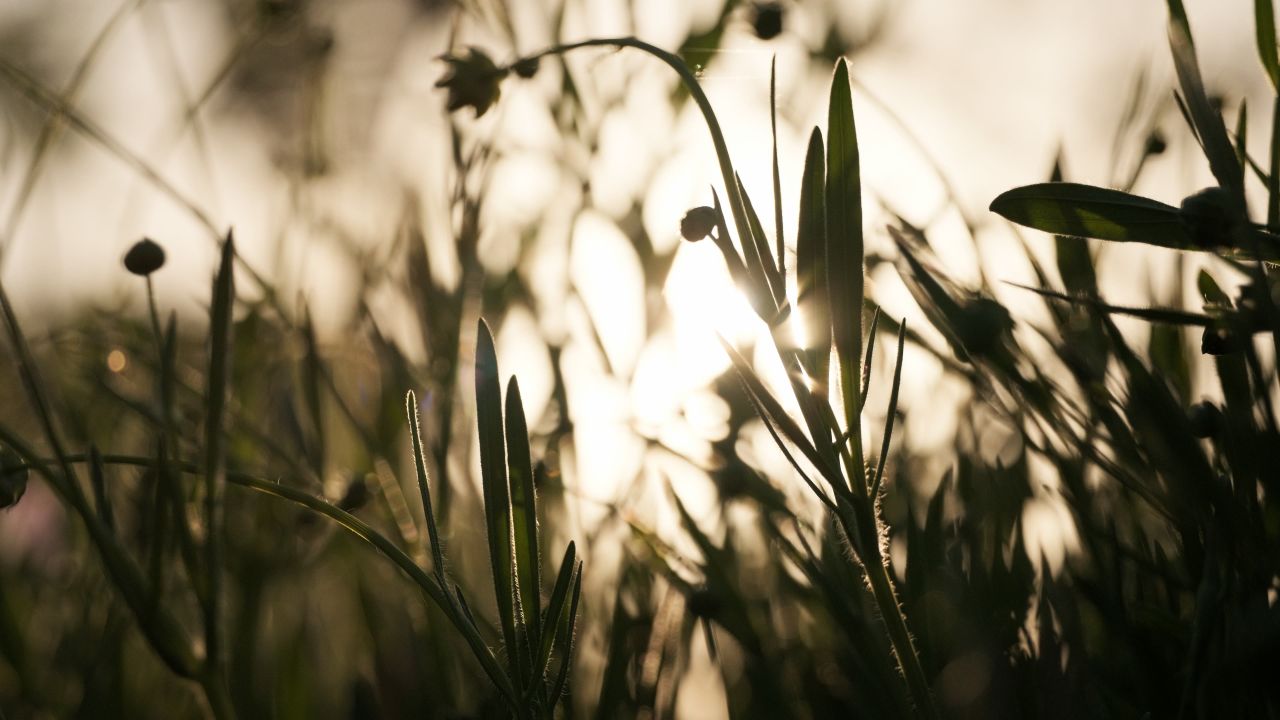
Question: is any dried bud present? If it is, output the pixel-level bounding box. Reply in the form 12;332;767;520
1180;187;1240;249
1187;401;1221;439
512;56;540;79
123;238;166;276
435;47;508;118
680;206;718;242
752;2;785;40
0;444;27;510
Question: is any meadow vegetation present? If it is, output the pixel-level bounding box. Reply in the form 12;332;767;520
0;1;1278;718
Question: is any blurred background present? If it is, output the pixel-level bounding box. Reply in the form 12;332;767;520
0;0;1274;717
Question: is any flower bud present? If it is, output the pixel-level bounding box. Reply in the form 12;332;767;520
123;238;166;276
680;206;718;242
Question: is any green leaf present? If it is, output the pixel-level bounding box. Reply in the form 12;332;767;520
991;183;1194;248
1256;0;1280;91
406;390;447;581
538;541;577;675
796;127;831;381
869;321;906;497
737;172;784;307
203;230;235;671
504;377;541;655
1269;96;1280;228
1167;13;1245;202
475;319;519;682
546;561;582;710
825;58;865;432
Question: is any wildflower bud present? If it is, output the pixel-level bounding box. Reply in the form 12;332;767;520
435;47;508;118
680;206;717;242
1187;401;1221;439
0;445;27;510
1180;187;1239;249
752;2;785;40
1144;130;1167;156
123;238;166;276
511;56;540;79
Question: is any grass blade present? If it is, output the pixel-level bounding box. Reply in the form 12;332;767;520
771;56;785;275
203;231;235;678
1167;12;1246;202
796;127;831;382
406;390;448;581
825;58;865;438
505;377;542;655
1257;0;1280;91
538;541;577;674
869;321;906;497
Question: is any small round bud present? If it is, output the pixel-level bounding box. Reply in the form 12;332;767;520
680;206;717;242
752;2;785;40
123;238;166;276
512;56;540;79
1144;130;1167;156
1187;401;1221;439
0;444;27;510
1180;187;1239;249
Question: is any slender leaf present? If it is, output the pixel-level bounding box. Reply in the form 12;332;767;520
406;390;447;581
1004;281;1212;326
1256;0;1280;91
475;319;519;681
869;321;906;497
505;377;541;654
1167;14;1245;202
796;127;831;382
737;172;784;306
770;56;785;275
991;183;1194;248
203;231;235;674
825;58;865;434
